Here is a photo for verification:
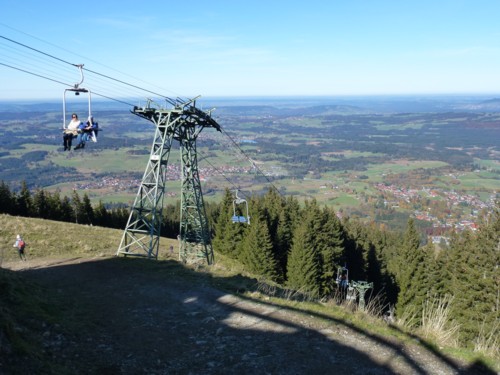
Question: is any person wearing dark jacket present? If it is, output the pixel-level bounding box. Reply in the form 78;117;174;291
74;116;98;150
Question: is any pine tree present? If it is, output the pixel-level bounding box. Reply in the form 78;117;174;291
262;188;282;235
16;181;32;217
212;189;246;258
239;214;278;281
94;200;109;227
317;207;345;296
60;195;74;222
0;181;14;215
81;193;94;225
395;218;429;320
33;189;49;219
286;213;321;297
162;202;181;238
447;208;500;343
72;190;84;224
275;206;293;275
47;189;63;221
370;228;400;305
261;189;287;272
342;218;368;281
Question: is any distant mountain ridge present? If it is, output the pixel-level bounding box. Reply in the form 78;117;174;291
2;95;500;114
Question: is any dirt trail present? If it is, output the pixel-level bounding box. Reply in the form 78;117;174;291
3;257;494;374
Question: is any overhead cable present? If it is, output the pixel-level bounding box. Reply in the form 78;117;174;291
0;62;70;87
0;34;173;103
220;127;284;197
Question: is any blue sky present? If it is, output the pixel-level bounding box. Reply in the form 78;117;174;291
1;0;500;100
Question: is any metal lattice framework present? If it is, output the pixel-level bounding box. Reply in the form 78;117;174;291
116;97;220;264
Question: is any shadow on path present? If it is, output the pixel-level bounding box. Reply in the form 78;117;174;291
3;257;496;375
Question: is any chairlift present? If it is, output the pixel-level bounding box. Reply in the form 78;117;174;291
336;265;349;288
63;64;92;129
232;190;250;225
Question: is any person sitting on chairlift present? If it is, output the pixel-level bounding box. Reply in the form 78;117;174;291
63;113;82;151
74;116;98;150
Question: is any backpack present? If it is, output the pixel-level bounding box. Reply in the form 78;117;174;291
18;240;25;250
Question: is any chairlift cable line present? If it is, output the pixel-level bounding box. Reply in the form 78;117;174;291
219;127;284;198
0;22;183;98
198;149;251;200
0;34;178;101
0;35;76;68
82;67;175;102
0;39;77;79
0;62;135;107
0;61;71;87
0;36;150;107
2;36;158;101
2;32;282;197
0;22;93;67
91;92;135;107
0;60;77;93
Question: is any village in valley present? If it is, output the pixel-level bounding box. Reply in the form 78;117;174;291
1;97;498;243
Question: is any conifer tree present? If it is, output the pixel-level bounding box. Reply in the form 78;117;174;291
72;190;84;224
447;209;500;343
47;189;63;221
342;218;368;281
60;195;74;222
108;206;129;229
0;181;14;215
317;207;345;296
421;241;447;297
93;200;109;227
262;188;282;228
16;181;32;217
162;202;181;237
212;189;246;258
275;206;294;275
81;193;94;224
369;227;400;304
33;189;49;219
365;232;384;297
239;213;278;281
261;189;287;270
395;218;429;320
286;211;321;297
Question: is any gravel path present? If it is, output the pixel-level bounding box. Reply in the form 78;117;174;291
3;257;495;374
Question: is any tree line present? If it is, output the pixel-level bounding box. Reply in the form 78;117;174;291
0;181;187;238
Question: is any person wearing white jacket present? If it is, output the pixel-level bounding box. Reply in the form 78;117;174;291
13;234;27;261
63;113;83;151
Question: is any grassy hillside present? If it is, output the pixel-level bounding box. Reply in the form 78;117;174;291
0;215;498;373
0;215;181;373
0;215;119;263
0;214;183;263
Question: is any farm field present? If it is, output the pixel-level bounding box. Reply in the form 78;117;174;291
0;96;498;232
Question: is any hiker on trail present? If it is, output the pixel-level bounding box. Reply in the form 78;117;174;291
13;234;27;261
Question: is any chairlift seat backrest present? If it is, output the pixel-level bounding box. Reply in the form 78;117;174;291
232;190;250;225
62;65;92;129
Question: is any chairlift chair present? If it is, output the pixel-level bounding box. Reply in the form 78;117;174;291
62;64;92;129
336;265;349;288
232;190;250;225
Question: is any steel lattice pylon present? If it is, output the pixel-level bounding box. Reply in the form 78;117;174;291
116;97;220;264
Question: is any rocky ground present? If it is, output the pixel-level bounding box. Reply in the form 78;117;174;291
2;256;497;374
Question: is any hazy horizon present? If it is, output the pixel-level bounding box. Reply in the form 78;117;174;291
3;1;500;101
